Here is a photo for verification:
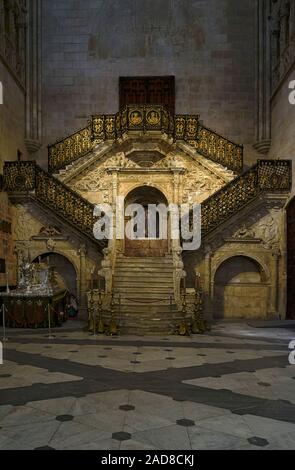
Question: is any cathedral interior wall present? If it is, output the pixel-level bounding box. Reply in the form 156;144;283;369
270;63;295;194
40;0;257;167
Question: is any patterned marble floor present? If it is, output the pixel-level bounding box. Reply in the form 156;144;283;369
0;321;294;450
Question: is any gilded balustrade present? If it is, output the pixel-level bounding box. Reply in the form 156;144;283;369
48;105;243;174
201;160;292;236
3;160;291;248
189;125;243;173
3;161;106;248
48;126;96;174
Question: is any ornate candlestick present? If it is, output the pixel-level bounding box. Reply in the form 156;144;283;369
97;290;105;334
88;290;95;333
177;288;190;336
191;286;211;334
108;291;118;336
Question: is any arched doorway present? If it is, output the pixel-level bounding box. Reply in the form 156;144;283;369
287;197;295;319
213;256;268;319
124;186;169;257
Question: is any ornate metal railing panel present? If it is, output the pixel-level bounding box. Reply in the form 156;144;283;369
201;160;292;236
3;162;106;248
188;125;243;174
48;126;96;174
3;161;36;191
48;104;243;173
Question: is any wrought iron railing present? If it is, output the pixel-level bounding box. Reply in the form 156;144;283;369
48;126;96;174
190;125;243;173
3;161;106;248
201;160;292;236
4;160;290;249
48;105;243;174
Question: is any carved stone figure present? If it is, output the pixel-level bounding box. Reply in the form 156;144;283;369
233;224;255;239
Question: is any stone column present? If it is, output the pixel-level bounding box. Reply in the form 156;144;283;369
203;247;212;319
25;0;42;155
172;169;181;254
253;0;272;155
270;249;280;318
78;245;88;317
0;1;5;53
290;0;295;38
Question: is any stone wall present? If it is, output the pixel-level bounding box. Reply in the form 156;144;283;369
40;0;258;167
0;61;28;167
0;56;28;287
269;64;295;193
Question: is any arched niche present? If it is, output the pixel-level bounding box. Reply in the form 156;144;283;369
213;255;269;319
33;252;78;299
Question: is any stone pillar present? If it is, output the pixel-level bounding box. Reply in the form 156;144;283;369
253;0;272;155
203;247;212;320
78;245;88;317
172;169;181;254
270;249;280;318
25;0;42;155
290;0;295;38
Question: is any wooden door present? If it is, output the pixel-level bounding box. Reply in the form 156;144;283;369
119;76;175;115
124;208;168;257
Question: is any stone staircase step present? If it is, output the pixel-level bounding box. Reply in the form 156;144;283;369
115;268;173;274
114;279;173;286
114;272;173;279
115;288;172;293
113;254;176;334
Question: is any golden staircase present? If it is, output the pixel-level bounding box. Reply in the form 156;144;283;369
48;105;243;174
3;161;106;249
3;159;291;249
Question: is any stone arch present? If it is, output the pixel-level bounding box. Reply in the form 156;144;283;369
124;185;169;257
213;252;270;286
32;251;79;299
124;183;170;205
213;254;270;319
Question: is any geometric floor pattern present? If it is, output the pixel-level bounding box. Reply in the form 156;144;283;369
0;321;294;450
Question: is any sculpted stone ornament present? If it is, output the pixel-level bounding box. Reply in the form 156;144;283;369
46;238;56;252
172;246;185;307
257;214;281;249
13;205;42;240
39;226;62;237
233;224;256;239
98;247;113;294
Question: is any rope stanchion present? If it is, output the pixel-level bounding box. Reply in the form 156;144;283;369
108;291;119;336
123;297;172;304
47;302;55;340
96;290;105;335
1;303;8;342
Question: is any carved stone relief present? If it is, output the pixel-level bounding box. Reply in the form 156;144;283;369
13;205;42;240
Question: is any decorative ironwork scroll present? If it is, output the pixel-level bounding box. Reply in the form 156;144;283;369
189;125;243;173
3;161;36;191
3;162;106;248
3;159;292;249
48;105;243;174
48;126;96;174
201;160;292;237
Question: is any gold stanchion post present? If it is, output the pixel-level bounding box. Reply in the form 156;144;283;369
47;302;54;340
177;285;190;336
97;290;105;334
191;273;211;334
108;291;118;336
2;303;8;342
88;290;95;334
